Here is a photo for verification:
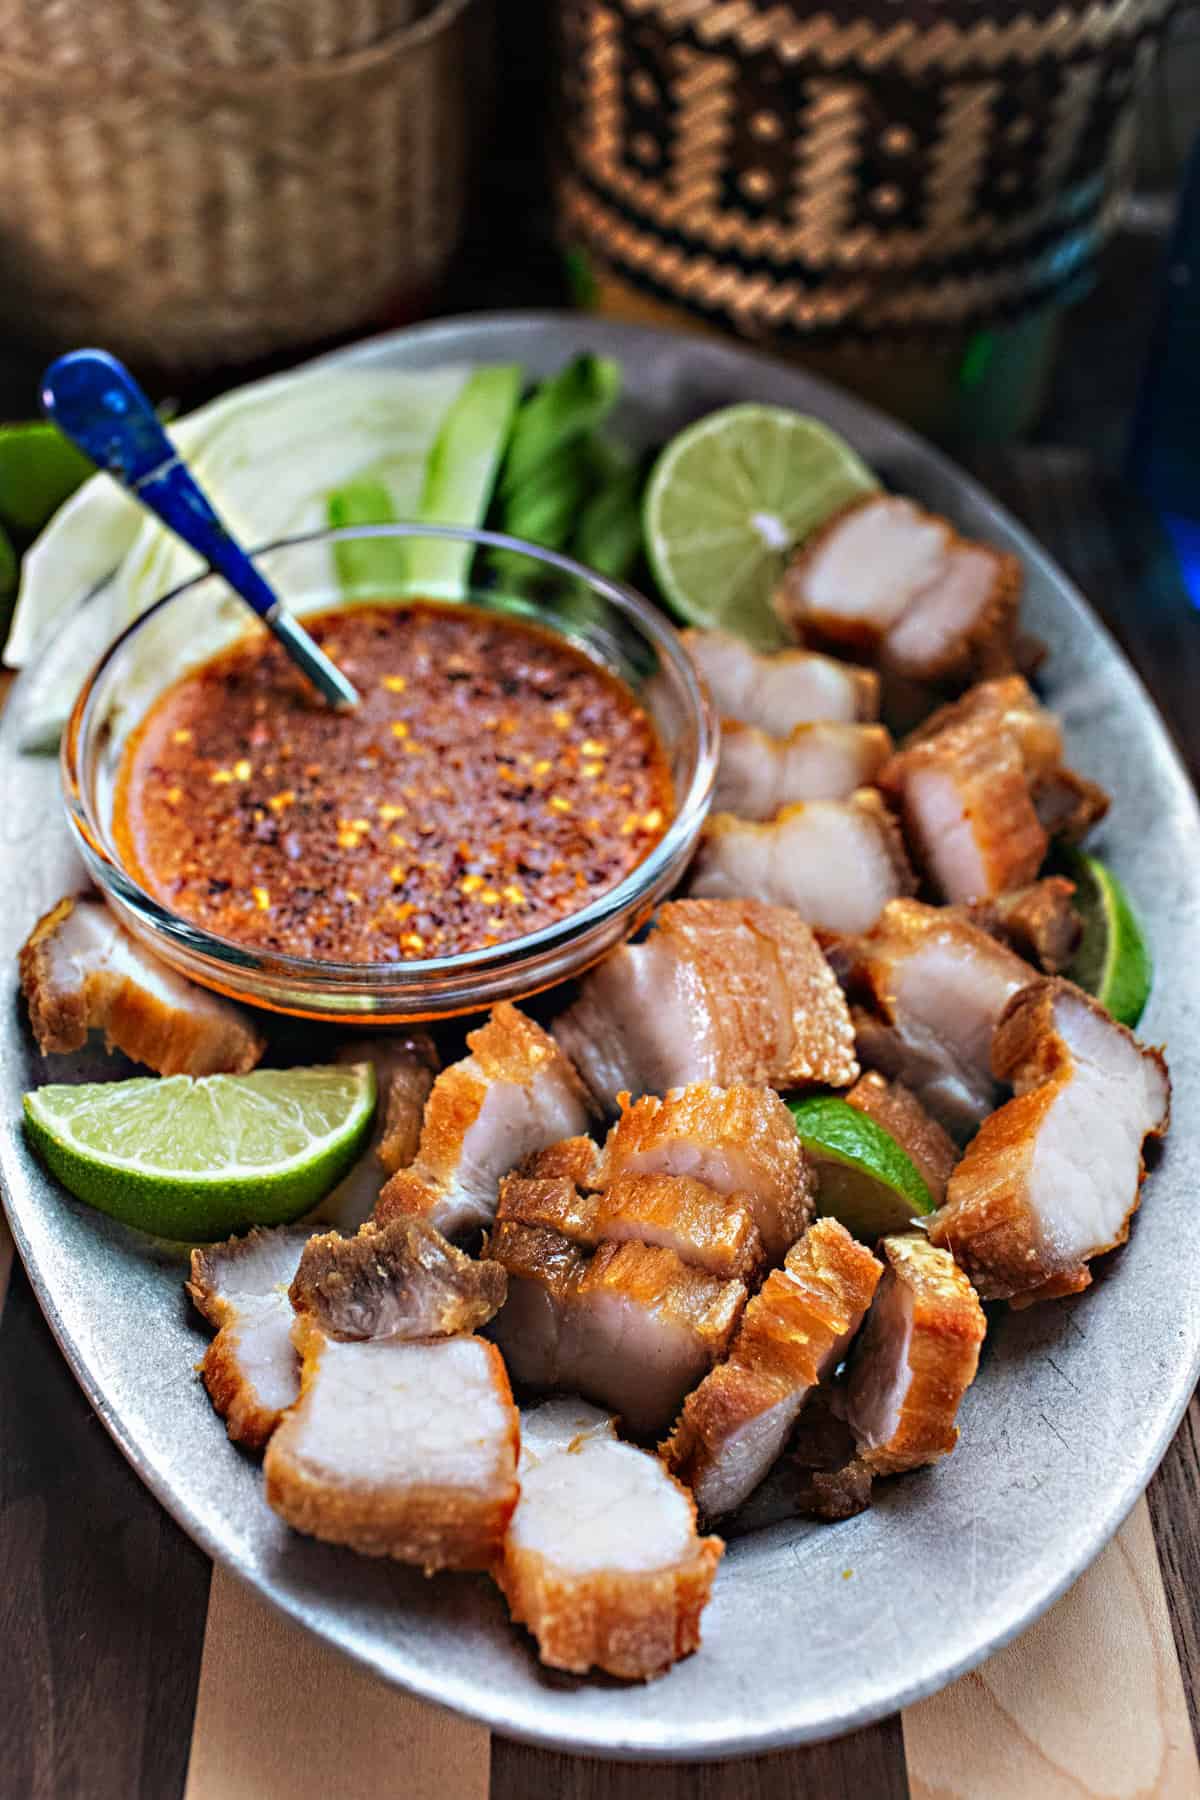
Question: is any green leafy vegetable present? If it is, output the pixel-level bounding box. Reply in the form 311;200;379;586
406;364;522;593
572;453;643;580
0;423;95;535
498;354;621;503
328;478;406;596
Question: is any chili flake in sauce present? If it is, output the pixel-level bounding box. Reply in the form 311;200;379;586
114;602;673;963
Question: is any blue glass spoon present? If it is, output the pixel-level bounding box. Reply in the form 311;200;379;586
41;348;360;710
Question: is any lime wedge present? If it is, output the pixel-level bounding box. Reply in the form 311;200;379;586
1063;851;1152;1028
643;405;878;648
23;1064;376;1242
789;1096;934;1241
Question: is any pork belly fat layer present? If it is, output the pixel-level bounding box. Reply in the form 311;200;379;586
599;1084;814;1265
930;980;1170;1305
187;1227;312;1448
20;895;265;1076
376;1003;592;1239
845;899;1034;1137
691;792;915;935
682;627;879;729
663;1217;881;1519
775;496;1019;684
264;1325;519;1570
317;1034;439;1233
845;1072;958;1207
846;1233;986;1474
553;898;858;1113
289;1216;507;1341
498;1399;723;1679
487;1224;746;1437
713;720;893;819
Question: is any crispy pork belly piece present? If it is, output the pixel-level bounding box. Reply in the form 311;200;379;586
187;1228;311;1448
929;980;1170;1306
962;877;1082;975
554;898;858;1113
713;720;892;819
908;677;1109;844
498;1399;722;1679
488;1224;746;1437
317;1034;440;1233
880;716;1047;904
845;1234;986;1474
375;1004;592;1239
599;1085;814;1265
289;1216;506;1341
263;1323;519;1570
844;899;1034;1138
788;1387;874;1522
520;1135;602;1186
691;792;915;935
682;626;879;729
663;1219;881;1519
20;895;264;1076
845;1072;958;1207
775;495;1020;685
498;1166;764;1282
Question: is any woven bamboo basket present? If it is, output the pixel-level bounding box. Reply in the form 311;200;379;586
0;0;486;371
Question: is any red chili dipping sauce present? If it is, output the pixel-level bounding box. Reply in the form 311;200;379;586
114;603;673;963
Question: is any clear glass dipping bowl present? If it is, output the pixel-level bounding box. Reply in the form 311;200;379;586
61;524;717;1022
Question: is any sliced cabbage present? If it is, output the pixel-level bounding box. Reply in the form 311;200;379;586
6;361;470;745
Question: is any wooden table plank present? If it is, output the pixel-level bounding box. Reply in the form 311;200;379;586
1149;1398;1200;1749
184;1567;491;1800
0;1263;211;1800
904;1498;1200;1799
490;1718;908;1798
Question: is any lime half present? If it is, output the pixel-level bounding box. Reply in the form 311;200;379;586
790;1096;934;1241
24;1064;376;1242
1063;851;1152;1028
644;404;878;647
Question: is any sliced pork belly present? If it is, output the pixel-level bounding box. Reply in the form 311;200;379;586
187;1227;311;1448
909;677;1109;844
598;1085;813;1264
845;1234;986;1474
962;877;1082;975
289;1216;507;1341
881;718;1047;903
663;1219;881;1519
554;898;858;1114
376;1004;592;1239
691;792;915;935
20;895;264;1075
682;626;879;729
845;1072;958;1207
317;1034;439;1233
497;1399;723;1679
263;1323;519;1570
775;495;1019;685
520;1136;602;1186
713;720;892;818
788;1387;874;1522
930;980;1170;1306
488;1224;746;1437
843;899;1034;1138
498;1165;764;1282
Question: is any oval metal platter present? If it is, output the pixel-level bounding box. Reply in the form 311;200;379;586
2;314;1198;1762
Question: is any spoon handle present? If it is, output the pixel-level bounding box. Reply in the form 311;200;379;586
41;349;359;710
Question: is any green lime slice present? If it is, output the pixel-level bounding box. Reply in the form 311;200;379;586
789;1096;934;1241
23;1064;376;1243
0;422;95;534
1063;850;1152;1028
643;404;878;648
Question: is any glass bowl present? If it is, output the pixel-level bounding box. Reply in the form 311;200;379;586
61;524;717;1022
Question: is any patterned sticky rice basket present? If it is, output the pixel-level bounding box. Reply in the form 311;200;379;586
0;0;485;371
556;0;1175;348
